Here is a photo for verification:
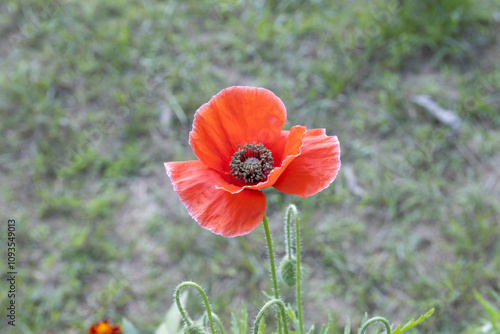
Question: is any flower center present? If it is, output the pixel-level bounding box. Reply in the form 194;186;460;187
91;322;115;334
230;142;274;184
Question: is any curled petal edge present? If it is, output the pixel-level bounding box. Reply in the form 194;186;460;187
165;160;267;237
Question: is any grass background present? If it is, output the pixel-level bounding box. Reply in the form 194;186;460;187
1;0;499;333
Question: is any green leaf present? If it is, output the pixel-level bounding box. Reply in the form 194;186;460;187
344;318;351;334
306;324;315;334
361;313;368;327
285;303;299;331
231;302;248;334
391;308;435;334
262;291;275;300
155;323;169;334
319;314;336;334
155;291;188;334
257;317;266;334
474;290;500;321
122;317;140;334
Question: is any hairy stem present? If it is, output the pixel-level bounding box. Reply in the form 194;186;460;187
359;316;392;334
262;213;283;333
285;208;293;259
203;312;225;334
253;299;289;334
287;204;304;334
175;281;216;334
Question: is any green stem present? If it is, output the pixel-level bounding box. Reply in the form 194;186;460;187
175;281;216;334
213;313;225;334
203;312;225;334
262;213;283;333
253;299;289;334
285;208;293;259
287;205;304;334
359;316;392;334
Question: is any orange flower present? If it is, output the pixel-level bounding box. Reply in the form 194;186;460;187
88;320;122;334
165;86;340;237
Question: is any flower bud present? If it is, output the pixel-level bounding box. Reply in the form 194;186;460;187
184;323;206;334
280;256;297;286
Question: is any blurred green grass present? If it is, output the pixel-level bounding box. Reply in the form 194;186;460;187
1;0;499;333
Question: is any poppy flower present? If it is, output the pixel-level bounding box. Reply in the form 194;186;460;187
88;320;122;334
165;86;340;237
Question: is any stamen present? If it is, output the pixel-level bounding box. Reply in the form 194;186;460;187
230;142;274;184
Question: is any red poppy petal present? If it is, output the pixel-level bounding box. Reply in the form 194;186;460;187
273;132;340;198
189;86;287;173
215;125;306;194
280;128;326;139
165;160;266;237
303;128;326;137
